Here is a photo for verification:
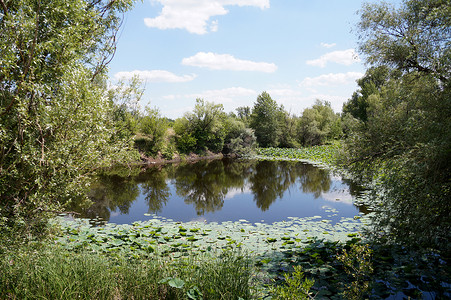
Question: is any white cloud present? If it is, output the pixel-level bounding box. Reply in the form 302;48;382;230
321;189;354;205
225;185;252;200
267;88;302;98
209;20;219;32
306;49;360;67
200;87;258;99
164;87;258;103
320;42;336;48
299;72;364;87
182;52;277;72
114;70;197;83
145;0;270;34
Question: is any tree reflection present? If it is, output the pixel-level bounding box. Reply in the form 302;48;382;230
74;158;363;221
174;160;229;215
298;164;331;198
137;167;171;213
72;175;140;221
249;161;287;211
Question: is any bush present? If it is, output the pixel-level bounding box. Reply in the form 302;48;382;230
224;128;257;157
136;107;169;156
176;133;198;154
270;265;314;300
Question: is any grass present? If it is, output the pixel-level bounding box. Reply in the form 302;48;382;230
0;243;254;300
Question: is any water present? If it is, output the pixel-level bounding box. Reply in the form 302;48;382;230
72;159;365;225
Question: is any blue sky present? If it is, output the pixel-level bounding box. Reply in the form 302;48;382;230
109;0;384;119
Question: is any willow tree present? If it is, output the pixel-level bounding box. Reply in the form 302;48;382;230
0;0;137;236
344;0;450;250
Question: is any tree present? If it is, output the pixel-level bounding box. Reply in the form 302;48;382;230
236;106;251;125
108;75;143;140
343;0;451;250
250;92;281;147
222;116;257;157
342;66;393;122
357;0;450;84
297;100;341;146
174;99;226;153
0;0;136;237
277;109;299;148
135;107;169;156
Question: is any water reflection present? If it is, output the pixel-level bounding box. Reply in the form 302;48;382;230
175;160;230;215
71;159;364;223
139;168;171;214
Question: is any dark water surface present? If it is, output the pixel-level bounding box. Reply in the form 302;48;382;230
72;159;365;225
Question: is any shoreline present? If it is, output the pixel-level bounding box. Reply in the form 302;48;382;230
138;151;226;166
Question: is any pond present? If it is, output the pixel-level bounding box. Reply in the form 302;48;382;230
71;159;366;225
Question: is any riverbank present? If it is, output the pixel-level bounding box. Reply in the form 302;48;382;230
139;151;225;165
138;143;341;168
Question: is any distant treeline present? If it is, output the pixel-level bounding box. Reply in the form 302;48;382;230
110;81;344;159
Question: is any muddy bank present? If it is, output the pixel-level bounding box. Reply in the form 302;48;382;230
139;151;227;166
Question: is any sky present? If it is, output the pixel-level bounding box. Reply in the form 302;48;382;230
108;0;387;119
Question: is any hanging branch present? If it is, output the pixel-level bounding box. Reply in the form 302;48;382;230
0;0;8;16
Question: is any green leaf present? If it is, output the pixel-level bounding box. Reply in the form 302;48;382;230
187;286;203;300
168;278;185;289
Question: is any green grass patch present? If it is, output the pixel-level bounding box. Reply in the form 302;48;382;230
0;244;253;300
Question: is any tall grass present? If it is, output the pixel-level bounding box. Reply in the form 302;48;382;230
0;245;254;299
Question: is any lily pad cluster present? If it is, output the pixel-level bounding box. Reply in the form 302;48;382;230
54;214;370;259
256;144;341;167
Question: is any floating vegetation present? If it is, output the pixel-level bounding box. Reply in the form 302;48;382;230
54;214;369;257
51;212;450;299
53;213;372;287
256;144;341;167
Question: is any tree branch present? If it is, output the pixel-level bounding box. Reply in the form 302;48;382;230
0;0;8;16
1;1;40;117
23;1;40;82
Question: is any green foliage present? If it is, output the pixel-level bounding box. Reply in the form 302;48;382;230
250;92;282;147
107;75;143;140
297;100;342;146
357;0;450;84
236;106;251;125
342;66;393;123
0;244;253;300
176;132;198;154
0;0;137;236
337;244;373;299
271;265;315;300
135;107;169;156
12;217;446;299
343;0;451;250
174;99;226;154
226;128;257;157
222;117;257;157
257;143;341;167
172;99;257;156
278;110;300;148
